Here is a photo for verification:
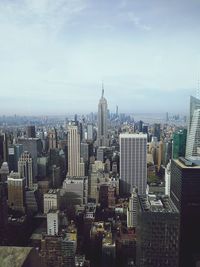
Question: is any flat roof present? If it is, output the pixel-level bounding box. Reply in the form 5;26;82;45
120;133;147;138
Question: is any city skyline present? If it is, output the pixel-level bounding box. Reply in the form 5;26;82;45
0;0;200;115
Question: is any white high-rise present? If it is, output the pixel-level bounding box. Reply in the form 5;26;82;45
186;96;200;158
120;133;147;195
97;88;109;147
68;125;85;177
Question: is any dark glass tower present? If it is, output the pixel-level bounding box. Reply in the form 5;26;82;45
172;129;187;159
171;158;200;267
136;195;179;267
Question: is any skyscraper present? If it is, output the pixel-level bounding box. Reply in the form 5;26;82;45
186;96;200;158
120;133;147;195
97;87;109;147
173;129;187;159
171;157;200;267
18;151;33;189
136;195;179;267
68;125;85;177
48;128;58;150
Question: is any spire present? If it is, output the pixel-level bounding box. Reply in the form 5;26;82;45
102;82;104;98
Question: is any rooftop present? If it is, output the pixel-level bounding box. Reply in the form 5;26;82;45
175;157;200;169
139;195;178;213
0;246;33;267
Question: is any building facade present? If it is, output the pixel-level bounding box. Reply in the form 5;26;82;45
120;133;147;195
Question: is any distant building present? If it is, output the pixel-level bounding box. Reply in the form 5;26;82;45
27;126;36;138
97;88;109;147
173;129;187;159
136;195;179;267
87;124;93;141
18;138;42;178
120;133;147;195
153;123;161;142
18;151;33;189
48;128;58;150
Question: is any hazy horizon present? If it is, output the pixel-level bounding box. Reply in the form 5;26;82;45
0;0;199;114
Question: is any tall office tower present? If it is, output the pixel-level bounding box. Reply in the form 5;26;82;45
7;171;25;213
136;195;179;267
18;137;42;178
47;210;60;236
0;133;8;165
171;157;200;267
186;96;200;158
173;129;187;159
120;133;147;195
97;88;109;147
27;125;36;138
87;124;93;141
68;125;85;177
48;128;58;150
18;151;33;189
153;123;161;141
0;182;8;244
8;145;15;171
14;144;23;171
81;142;89;163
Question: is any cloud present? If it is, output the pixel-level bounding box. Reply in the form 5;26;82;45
126;12;151;31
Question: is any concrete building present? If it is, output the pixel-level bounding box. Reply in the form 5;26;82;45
47;210;59;236
7;171;25;213
62;176;88;205
43;189;60;214
120;133;147;195
18;151;33;189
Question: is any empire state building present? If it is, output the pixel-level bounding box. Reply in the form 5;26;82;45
97;87;109;147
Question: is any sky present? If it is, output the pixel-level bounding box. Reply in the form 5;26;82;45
0;0;200;115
